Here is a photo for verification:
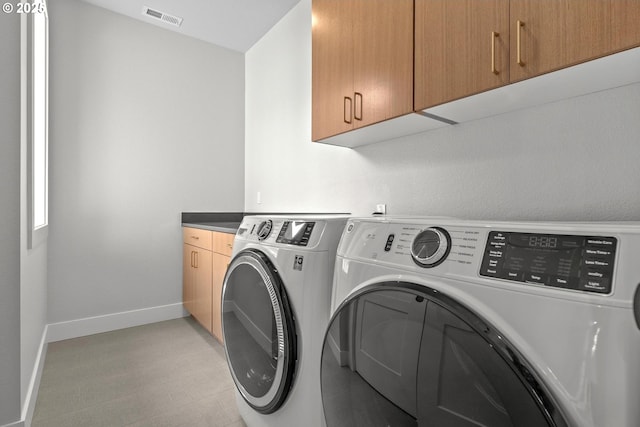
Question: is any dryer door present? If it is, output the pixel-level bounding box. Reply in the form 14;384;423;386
221;249;297;414
321;282;569;427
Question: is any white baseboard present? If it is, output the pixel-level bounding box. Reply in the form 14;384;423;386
327;332;349;367
20;325;48;427
46;303;188;343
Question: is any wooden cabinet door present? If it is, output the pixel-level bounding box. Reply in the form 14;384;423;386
353;0;413;127
312;0;354;141
415;0;509;110
193;248;213;333
212;231;234;257
510;0;640;82
183;243;196;315
312;0;413;141
212;252;230;343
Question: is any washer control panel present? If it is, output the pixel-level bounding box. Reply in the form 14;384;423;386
480;231;617;294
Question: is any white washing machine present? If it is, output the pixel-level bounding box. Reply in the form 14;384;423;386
320;217;640;427
221;215;347;427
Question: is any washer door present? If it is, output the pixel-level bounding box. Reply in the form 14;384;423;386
221;249;297;414
321;282;569;427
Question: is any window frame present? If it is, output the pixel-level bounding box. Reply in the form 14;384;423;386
25;0;49;249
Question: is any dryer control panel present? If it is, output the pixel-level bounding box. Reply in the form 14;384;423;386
276;221;315;246
480;231;617;294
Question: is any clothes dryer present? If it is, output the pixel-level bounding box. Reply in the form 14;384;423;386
321;217;640;427
222;215;347;427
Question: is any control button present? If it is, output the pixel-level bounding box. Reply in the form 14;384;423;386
481;268;500;277
549;276;573;288
411;227;451;268
579;277;611;294
384;234;395;252
586;269;608;279
584;258;612;268
525;273;546;284
491;233;507;241
488;250;503;258
504;271;524;281
586;237;616;247
585;248;613;257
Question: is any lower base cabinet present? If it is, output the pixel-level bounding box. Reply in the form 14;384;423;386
211;252;230;343
182;227;234;343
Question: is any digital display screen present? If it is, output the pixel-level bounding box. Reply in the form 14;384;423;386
480;231;616;294
526;235;557;248
276;221;315;246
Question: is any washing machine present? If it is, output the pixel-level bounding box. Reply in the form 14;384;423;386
221;214;348;427
320;217;640;427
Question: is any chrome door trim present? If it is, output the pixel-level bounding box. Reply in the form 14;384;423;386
222;249;297;414
322;281;569;427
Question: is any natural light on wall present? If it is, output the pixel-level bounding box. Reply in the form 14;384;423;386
28;0;49;248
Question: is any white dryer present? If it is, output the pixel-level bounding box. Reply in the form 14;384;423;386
222;215;347;427
321;217;640;427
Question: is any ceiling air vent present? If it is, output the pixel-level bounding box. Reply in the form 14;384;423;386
142;6;183;27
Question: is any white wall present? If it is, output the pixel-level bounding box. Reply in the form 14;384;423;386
0;10;23;427
245;0;640;221
47;0;245;327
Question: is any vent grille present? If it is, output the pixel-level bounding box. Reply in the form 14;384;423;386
142;6;183;27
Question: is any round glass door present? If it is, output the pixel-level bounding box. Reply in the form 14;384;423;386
321;282;569;427
222;249;297;414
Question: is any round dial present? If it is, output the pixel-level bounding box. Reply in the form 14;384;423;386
256;220;273;241
411;227;451;267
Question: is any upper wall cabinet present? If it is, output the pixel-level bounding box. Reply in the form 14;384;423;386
509;0;640;82
415;0;510;111
312;0;414;142
314;0;640;147
416;0;640;111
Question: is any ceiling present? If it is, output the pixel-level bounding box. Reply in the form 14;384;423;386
80;0;302;52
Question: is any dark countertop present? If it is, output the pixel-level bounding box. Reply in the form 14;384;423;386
182;221;241;234
181;211;352;235
181;212;243;234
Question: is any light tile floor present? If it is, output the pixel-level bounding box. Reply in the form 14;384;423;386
32;317;245;427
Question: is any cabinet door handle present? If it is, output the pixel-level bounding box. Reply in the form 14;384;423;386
516;20;525;66
190;251;195;268
354;92;363;121
491;31;500;74
194;251;198;269
343;96;352;124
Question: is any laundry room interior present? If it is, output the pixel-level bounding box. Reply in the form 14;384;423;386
2;0;640;426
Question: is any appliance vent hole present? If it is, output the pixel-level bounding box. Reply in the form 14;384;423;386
142;6;183;27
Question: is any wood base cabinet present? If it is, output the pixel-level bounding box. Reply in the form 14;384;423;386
182;227;234;342
183;227;213;332
211;231;233;343
211;252;229;343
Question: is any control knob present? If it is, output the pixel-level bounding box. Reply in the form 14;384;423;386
411;227;451;267
256;220;273;241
